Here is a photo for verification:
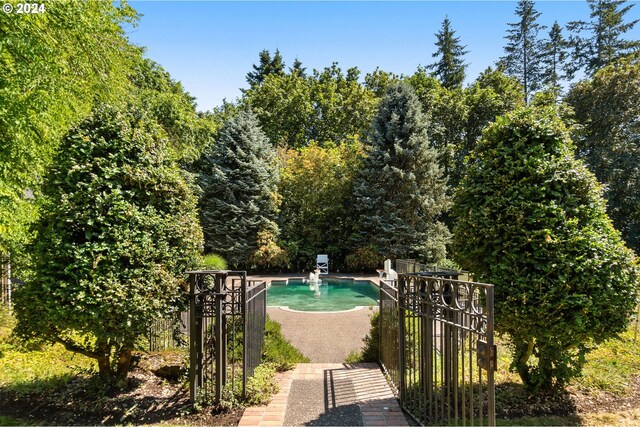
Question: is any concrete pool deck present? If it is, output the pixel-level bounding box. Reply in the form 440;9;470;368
251;274;381;363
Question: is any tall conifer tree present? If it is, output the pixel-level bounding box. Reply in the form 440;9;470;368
246;49;286;88
428;17;469;89
352;82;450;261
499;0;545;103
567;0;640;76
540;21;570;90
199;111;280;268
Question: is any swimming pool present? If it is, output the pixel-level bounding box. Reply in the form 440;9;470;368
267;279;379;312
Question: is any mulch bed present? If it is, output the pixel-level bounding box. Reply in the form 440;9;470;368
0;353;243;426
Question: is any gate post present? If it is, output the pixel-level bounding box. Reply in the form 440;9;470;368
398;275;406;403
189;273;201;403
214;273;227;402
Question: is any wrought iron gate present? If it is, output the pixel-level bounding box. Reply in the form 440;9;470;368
188;270;267;404
380;272;496;426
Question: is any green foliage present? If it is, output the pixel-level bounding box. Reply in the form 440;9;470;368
130;58;217;165
360;311;381;363
567;0;640;76
263;317;310;371
202;253;228;270
244;72;313;148
566;56;640;254
539;22;571;91
13;105;203;387
218;362;280;410
198;110;281;269
453;107;640;391
353;82;451;262
278;141;363;270
499;0;545;102
246;49;286;88
345;246;384;273
428;17;468;89
243;58;377;148
0;0;140;256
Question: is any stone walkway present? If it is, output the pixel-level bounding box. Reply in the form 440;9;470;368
239;363;409;427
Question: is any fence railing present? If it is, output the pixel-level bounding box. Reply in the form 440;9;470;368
1;256;11;307
187;270;267;404
147;311;189;352
380;272;496;426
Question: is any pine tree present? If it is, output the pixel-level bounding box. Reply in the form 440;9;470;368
352;82;451;261
567;0;640;76
428;17;469;89
499;0;545;103
290;57;307;77
246;49;286;87
199;111;280;268
540;21;570;90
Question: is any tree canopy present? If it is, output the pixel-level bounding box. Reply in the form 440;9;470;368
566;56;640;253
0;0;140;257
428;17;468;89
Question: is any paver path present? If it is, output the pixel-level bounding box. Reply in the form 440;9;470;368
239;363;409;427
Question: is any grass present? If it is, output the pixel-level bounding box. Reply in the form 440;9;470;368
0;306;97;394
0;415;25;426
201;253;227;270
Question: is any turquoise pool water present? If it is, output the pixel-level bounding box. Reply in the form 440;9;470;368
267;279;379;312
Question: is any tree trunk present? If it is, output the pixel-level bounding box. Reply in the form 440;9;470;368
115;345;133;389
96;339;112;379
513;340;534;388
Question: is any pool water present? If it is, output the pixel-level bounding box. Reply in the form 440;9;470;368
267;279;379;312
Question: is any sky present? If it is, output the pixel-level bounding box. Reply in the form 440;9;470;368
126;1;640;113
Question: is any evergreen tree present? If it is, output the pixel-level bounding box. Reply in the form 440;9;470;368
453;107;639;391
428;17;469;89
199;111;280;268
540;21;570;90
352;82;451;261
14;105;203;388
246;49;286;87
290;57;307;77
567;0;640;76
499;0;545;103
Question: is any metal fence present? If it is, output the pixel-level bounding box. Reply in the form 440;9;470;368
188;270;267;404
147;311;190;352
1;256;10;306
379;271;496;426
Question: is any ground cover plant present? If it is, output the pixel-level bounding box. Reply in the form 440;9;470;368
1;306;305;425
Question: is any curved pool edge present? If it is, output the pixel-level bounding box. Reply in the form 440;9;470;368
268;304;379;314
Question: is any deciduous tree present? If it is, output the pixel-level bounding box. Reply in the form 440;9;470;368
566;56;640;253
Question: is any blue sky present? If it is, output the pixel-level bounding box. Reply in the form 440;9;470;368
127;1;640;112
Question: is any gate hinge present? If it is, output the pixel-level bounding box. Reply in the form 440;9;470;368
477;340;497;371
